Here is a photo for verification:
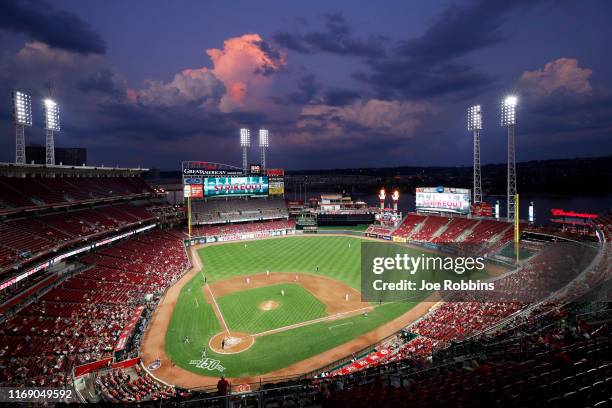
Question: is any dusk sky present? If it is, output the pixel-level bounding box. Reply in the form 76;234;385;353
1;0;611;170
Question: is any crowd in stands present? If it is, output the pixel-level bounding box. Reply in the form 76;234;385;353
311;213;607;391
192;219;295;238
191;198;288;225
97;365;177;403
364;225;394;236
391;213;515;254
0;203;158;273
0;229;188;388
0;170;607;406
0;177;153;212
318;321;611;407
177;312;610;407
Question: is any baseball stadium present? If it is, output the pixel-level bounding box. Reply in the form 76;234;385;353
1;3;612;406
0;121;610;407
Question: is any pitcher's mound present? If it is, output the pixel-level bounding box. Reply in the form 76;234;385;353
209;332;254;354
259;300;279;311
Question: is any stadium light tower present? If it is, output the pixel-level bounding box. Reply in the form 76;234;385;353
43;98;60;165
259;129;269;170
468;105;483;204
12;91;33;164
501;95;518;222
240;128;250;173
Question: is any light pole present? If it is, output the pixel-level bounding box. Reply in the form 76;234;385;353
468;105;483;203
240;128;250;174
501;95;518;222
12;91;32;164
259;129;269;170
43;98;60;165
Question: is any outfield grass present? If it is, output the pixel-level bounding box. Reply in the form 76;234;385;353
165;236;491;377
200;236;363;289
217;284;327;334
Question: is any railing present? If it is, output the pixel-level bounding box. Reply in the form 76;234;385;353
181;383;313;408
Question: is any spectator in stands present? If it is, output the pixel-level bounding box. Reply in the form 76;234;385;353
217;376;230;396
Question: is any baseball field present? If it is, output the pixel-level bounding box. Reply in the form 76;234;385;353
145;235;491;384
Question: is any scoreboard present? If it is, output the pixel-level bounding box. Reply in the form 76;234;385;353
203;176;268;197
416;187;471;215
267;168;285;196
181;161;284;199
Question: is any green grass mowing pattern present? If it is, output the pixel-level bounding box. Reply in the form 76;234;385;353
217;284;327;334
198;236;363;289
165;236;492;377
165;271;220;366
212;300;417;377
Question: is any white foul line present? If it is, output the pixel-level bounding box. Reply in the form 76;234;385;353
206;284;230;335
251;306;372;338
328;322;354;330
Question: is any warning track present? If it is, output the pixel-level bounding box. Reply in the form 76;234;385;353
139;236;442;390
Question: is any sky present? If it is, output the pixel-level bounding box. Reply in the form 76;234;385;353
0;0;611;170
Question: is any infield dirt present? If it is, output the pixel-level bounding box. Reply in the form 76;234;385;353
140;238;442;390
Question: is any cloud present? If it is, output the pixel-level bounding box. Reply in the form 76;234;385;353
76;69;126;98
273;32;311;54
133;34;286;113
206;33;286;111
355;0;548;99
297;99;430;142
517;58;592;98
274;13;385;58
396;1;532;65
322;88;361;106
0;0;106;54
0;41;122;106
135;68;225;108
270;74;321;105
0;35;285;167
356;61;490;99
509;59;612;157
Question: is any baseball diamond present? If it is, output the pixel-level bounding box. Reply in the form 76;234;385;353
139;235;492;387
2;12;609;405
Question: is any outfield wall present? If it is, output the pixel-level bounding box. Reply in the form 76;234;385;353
184;228;296;247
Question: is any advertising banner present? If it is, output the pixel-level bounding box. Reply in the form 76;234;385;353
249;164;262;175
183;177;202;185
269;180;285;195
416;187;471;214
331;349;391;376
204;176;269;197
190;184;203;198
114;306;145;352
266;168;284;177
471;201;493;217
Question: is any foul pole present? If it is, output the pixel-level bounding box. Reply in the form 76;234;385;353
187;196;192;240
514;193;520;263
